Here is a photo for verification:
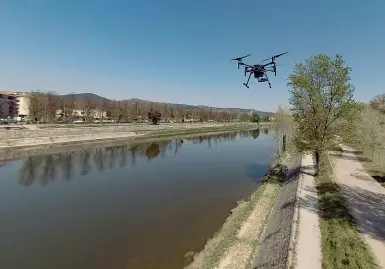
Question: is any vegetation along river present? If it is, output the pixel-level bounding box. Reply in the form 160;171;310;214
0;128;277;269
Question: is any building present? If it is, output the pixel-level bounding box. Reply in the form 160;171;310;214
55;108;107;121
0;91;31;119
17;93;30;117
0;91;19;118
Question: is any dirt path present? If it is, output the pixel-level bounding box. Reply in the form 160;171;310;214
292;154;322;269
329;145;385;268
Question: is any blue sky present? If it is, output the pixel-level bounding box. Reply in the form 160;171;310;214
1;0;384;112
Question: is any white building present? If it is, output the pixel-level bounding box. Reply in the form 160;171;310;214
17;94;30;117
55;108;106;120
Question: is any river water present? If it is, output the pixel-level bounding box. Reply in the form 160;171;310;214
0;129;277;269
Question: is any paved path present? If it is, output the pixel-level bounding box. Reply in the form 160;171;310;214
293;154;322;269
329;145;385;268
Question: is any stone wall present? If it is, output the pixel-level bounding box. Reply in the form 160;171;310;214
249;154;302;269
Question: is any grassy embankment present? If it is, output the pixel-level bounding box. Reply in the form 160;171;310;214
315;154;377;269
185;144;297;269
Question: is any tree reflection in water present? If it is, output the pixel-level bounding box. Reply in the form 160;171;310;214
252;129;260;139
146;143;160;160
17;129;267;186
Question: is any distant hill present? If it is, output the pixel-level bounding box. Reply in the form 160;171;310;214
61;93;110;104
61;93;274;117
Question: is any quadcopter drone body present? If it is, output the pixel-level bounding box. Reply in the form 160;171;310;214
231;52;288;88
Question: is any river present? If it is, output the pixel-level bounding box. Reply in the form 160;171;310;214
0;128;277;269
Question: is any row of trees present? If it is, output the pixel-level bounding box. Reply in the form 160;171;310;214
251;113;272;123
353;94;385;174
27;91;265;123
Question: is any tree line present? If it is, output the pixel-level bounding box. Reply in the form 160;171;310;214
26;91;271;124
353;94;385;176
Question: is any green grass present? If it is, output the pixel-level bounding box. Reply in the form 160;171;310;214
316;154;378;269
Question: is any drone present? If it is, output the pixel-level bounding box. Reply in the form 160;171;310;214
231;52;288;88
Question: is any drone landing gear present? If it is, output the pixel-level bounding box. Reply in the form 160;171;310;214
265;73;271;89
243;72;252;88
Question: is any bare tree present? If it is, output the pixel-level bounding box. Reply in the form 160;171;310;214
66;93;77;122
162;103;170;121
121;100;131;122
28;90;44;122
46;92;60;122
272;105;295;153
80;99;93;122
110;100;121;122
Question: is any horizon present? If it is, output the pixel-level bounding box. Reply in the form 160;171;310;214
1;1;384;111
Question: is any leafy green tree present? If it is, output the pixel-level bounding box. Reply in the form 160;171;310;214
251;113;260;123
148;109;162;125
354;105;384;159
262;115;271;122
288;54;359;174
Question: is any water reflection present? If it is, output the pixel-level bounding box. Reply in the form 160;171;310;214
17;129;264;186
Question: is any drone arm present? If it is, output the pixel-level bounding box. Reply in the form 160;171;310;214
263;62;274;68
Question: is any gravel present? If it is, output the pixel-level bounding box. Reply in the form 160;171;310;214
249;154;302;269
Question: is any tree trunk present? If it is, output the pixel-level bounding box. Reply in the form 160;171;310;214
282;134;287;152
315;151;320;176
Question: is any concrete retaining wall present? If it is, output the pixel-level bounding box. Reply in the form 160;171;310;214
0;126;147;139
0;123;238;139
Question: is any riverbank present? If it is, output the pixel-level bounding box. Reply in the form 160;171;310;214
0;122;262;150
185;145;301;269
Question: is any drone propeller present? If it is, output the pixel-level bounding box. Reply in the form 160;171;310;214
231;54;251;61
261;52;289;62
231;54;251;69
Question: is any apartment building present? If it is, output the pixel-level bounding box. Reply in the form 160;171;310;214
0;91;18;118
17;93;30;117
0;91;30;119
